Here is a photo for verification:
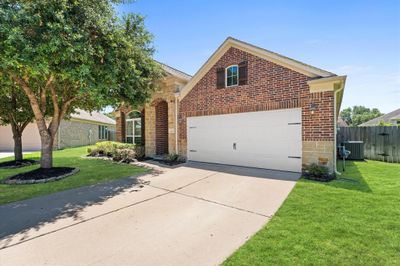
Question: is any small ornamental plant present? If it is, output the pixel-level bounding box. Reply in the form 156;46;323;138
303;163;335;182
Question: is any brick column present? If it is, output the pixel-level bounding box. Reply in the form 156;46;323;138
116;111;126;142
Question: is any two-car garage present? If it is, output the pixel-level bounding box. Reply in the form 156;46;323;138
187;108;302;172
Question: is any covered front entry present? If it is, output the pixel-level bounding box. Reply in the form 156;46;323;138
155;100;169;155
187;108;302;172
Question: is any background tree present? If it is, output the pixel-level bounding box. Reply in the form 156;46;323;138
0;74;35;161
0;0;163;169
340;106;383;126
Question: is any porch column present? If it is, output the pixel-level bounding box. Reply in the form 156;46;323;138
115;110;126;142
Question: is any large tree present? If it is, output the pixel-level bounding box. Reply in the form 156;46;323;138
0;74;35;161
0;0;163;168
340;106;383;126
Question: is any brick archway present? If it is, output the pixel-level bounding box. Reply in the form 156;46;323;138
155;100;168;155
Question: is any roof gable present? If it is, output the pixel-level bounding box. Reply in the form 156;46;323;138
180;37;336;100
157;61;192;81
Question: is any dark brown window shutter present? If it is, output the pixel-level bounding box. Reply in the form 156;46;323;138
239;61;248;85
216;67;225;89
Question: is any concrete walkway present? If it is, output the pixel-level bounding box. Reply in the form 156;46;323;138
0;162;299;266
0;152;32;159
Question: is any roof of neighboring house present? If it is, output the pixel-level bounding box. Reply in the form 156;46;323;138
70;109;116;125
337;117;348;127
359;108;400;126
158;61;192;81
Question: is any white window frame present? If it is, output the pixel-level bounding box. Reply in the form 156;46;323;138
225;65;239;87
126;117;141;144
98;125;108;140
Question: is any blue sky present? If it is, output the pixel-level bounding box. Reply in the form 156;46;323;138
117;0;400;113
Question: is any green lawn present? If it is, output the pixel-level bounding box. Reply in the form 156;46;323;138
225;160;400;265
0;146;149;205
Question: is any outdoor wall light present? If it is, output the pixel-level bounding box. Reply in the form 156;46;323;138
310;102;318;114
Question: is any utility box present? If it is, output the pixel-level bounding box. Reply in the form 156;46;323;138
343;141;364;160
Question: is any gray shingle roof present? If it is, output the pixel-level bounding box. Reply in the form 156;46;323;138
359;108;400;126
70;109;116;125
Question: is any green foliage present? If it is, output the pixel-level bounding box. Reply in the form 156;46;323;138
305;163;329;177
0;75;34;126
377;120;396;126
112;148;136;163
164;153;185;163
340;106;383;126
95;141;134;156
0;0;163;110
134;145;145;159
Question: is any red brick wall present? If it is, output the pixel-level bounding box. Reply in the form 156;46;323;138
179;47;334;146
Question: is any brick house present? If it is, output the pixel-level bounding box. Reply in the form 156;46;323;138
115;37;346;173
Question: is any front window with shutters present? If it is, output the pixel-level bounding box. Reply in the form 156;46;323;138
226;65;239;87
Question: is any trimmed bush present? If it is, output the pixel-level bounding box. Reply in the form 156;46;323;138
134;145;145;160
164;153;185;163
95;141;135;157
112;148;136;163
87;141;145;162
303;163;335;182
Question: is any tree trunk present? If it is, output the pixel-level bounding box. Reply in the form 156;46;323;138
40;133;53;169
13;133;23;162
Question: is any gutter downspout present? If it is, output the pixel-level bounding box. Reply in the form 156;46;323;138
174;91;180;155
334;83;345;175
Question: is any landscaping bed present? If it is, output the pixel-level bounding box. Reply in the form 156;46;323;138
3;167;79;185
302;163;336;182
0;146;149;205
0;159;38;169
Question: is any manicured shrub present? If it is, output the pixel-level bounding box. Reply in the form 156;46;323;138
87;147;100;157
164;153;185;163
112;148;136;163
306;163;329;177
303;163;335;182
134;145;145;160
95;141;135;157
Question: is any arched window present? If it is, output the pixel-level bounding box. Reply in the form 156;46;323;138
226;65;239;87
126;111;142;144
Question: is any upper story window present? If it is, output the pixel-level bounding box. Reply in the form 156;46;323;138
226;65;238;87
216;61;247;89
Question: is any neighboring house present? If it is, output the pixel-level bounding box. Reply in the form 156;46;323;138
359;108;400;126
0;109;115;151
337;117;349;127
116;37;346;173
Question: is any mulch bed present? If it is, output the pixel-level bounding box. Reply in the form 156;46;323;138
3;167;79;185
0;159;38;169
303;173;336;182
152;159;185;166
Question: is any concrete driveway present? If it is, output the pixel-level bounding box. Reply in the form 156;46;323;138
0;162;299;266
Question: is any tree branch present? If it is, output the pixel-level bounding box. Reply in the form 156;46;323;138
11;74;47;134
39;75;54;114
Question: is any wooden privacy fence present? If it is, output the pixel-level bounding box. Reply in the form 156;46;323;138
337;126;400;163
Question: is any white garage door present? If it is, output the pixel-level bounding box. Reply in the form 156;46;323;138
187;108;302;172
0;123;41;152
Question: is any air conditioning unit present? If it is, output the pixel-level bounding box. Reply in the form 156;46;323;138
342;141;364;160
